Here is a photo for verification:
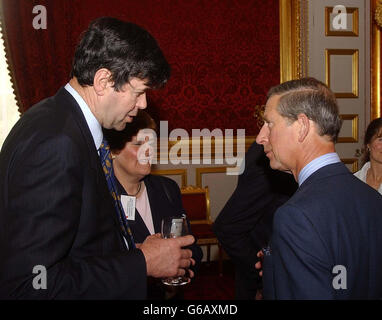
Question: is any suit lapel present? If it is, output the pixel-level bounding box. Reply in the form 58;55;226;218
54;88;125;242
144;176;165;234
134;206;151;237
129;203;151;241
54;88;102;175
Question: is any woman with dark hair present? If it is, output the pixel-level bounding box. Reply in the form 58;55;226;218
354;117;382;195
103;110;203;299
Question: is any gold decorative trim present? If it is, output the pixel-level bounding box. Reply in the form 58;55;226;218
195;167;234;188
254;105;266;129
181;185;206;193
375;0;382;28
155;136;254;161
325;49;359;98
299;0;309;78
372;0;382;120
180;185;211;224
341;158;359;173
150;169;187;187
280;0;308;82
337;114;359;143
325;7;359;37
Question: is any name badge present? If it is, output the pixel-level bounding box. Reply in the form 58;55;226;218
121;195;136;221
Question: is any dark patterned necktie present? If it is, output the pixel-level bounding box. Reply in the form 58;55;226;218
98;138;135;250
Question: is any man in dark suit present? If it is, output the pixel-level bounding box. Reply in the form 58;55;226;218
213;142;297;299
256;77;382;299
0;17;195;299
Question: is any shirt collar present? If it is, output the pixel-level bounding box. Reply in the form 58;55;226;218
298;152;341;186
64;83;103;150
357;161;371;181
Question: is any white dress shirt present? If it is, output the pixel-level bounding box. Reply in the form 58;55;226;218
354;161;382;195
64;83;103;150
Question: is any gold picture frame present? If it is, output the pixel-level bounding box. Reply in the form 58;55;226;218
279;0;308;82
325;7;359;37
195;167;234;188
341;158;359;173
325;49;359;98
337;114;359;143
151;169;187;187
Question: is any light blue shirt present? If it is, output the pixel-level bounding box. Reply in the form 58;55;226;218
64;83;103;150
298;152;341;186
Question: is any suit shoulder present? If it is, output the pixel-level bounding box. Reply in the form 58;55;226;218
12;95;76;138
281;171;382;223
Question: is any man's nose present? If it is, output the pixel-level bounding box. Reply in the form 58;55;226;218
136;93;147;109
255;124;269;145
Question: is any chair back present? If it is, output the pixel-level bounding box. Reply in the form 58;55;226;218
180;185;211;224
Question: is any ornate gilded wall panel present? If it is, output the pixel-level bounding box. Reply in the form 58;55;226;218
372;0;382;119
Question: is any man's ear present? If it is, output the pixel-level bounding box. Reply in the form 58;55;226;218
297;113;310;142
93;68;113;96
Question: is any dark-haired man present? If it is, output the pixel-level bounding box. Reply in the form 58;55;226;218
0;17;194;299
256;77;382;299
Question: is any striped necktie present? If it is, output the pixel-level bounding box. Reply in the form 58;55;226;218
98;138;135;250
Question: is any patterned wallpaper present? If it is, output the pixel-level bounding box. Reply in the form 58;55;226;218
1;0;280;135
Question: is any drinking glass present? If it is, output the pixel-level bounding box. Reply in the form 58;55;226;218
161;215;190;286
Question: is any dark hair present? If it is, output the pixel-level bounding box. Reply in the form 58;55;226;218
362;117;382;164
103;110;157;153
267;77;342;142
70;17;170;90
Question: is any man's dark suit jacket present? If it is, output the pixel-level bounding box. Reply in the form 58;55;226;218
263;162;382;299
0;87;147;299
213;142;297;299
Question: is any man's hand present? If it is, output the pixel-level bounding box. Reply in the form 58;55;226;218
188;258;196;278
255;249;264;300
255;249;264;277
139;233;195;278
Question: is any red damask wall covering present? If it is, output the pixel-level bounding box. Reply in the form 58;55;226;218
1;0;279;135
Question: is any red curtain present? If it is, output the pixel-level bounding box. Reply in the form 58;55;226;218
1;0;279;135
